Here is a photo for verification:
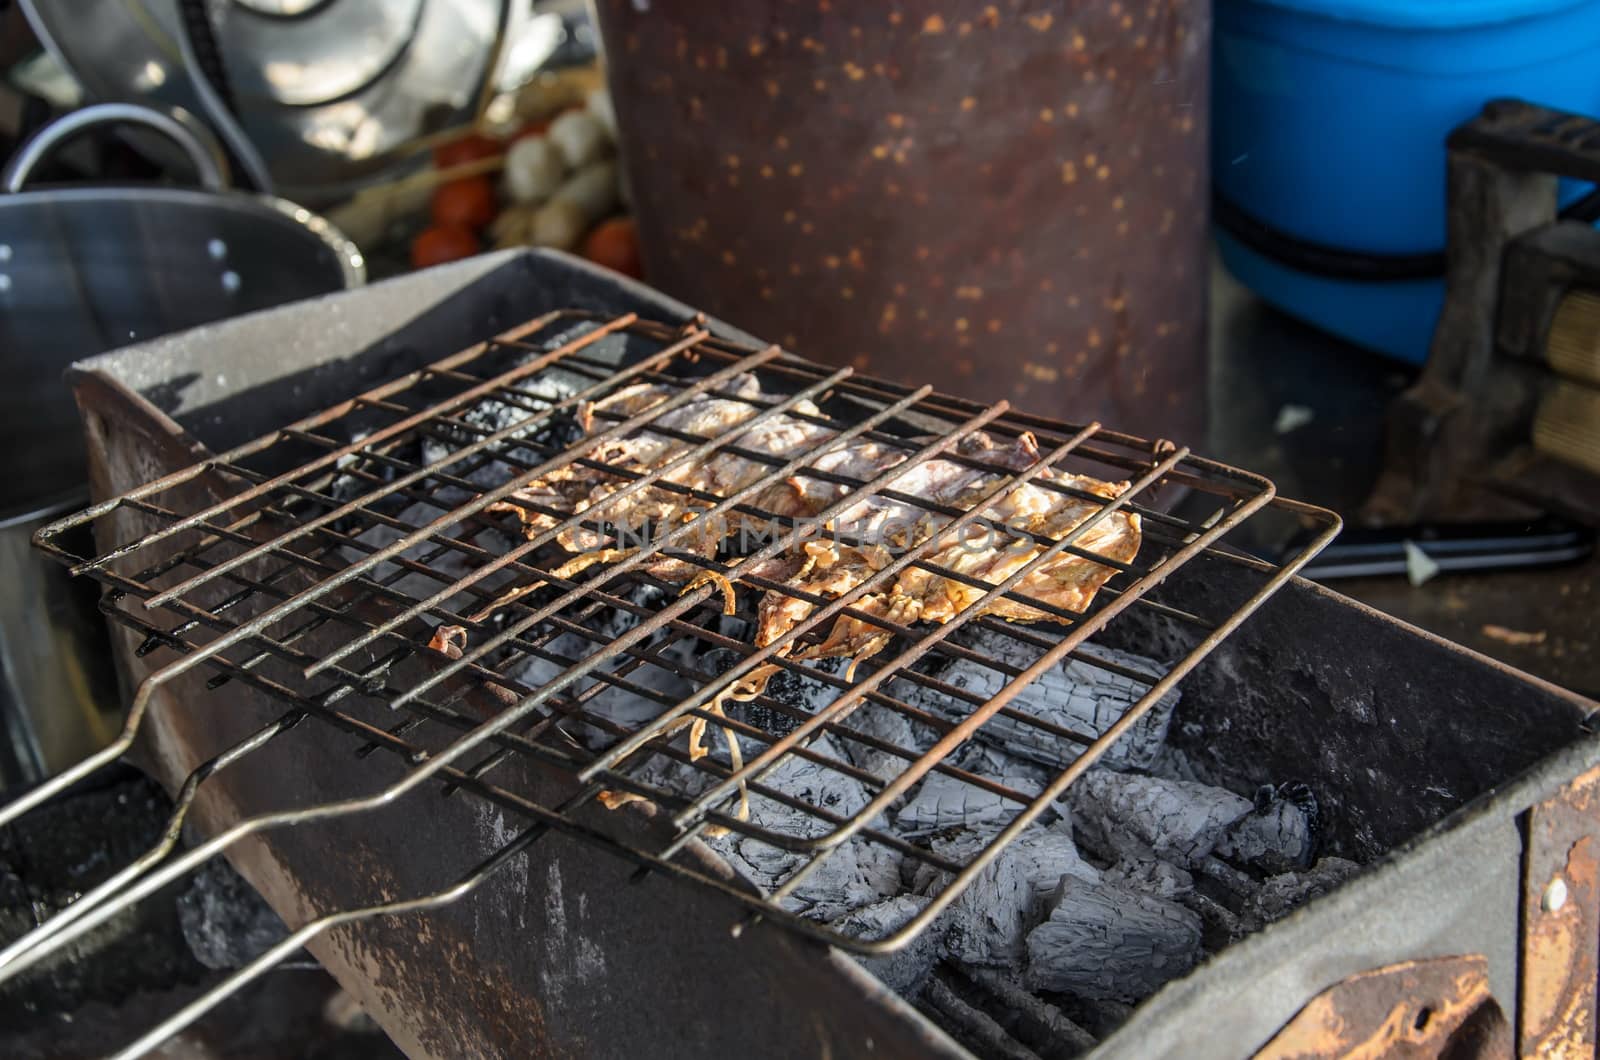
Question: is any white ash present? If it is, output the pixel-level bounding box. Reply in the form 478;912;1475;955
831;895;939;996
894;744;1051;837
910;822;1099;969
1068;770;1252;869
837;701;931;786
499;628;689;747
1102;858;1195;902
893;629;1180;772
1024;877;1204;1002
703;733;903;922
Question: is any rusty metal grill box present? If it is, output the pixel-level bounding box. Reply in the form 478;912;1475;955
8;250;1598;1058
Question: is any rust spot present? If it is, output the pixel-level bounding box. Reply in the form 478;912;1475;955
1060;161;1078;184
1039;108;1055;123
775;135;790;150
747;37;765;57
812;78;828;93
1071;31;1087;50
760;164;775;179
1064;101;1080;118
955;318;969;332
955;286;984;300
986;319;1002;333
1112;195;1126;211
1519;765;1600;1057
721;250;736;266
788;162;805;177
955;358;975;375
923;15;946;34
872;144;889;160
801;36;824;52
961;96;977;111
981;5;1000;27
887;113;906;129
844;62;866;81
1026;12;1054;31
1255;956;1504;1060
840;287;855;300
1097;165;1112;180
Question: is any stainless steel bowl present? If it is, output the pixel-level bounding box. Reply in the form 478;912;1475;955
0;102;365;784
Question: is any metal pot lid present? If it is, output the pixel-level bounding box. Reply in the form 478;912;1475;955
19;0;511;197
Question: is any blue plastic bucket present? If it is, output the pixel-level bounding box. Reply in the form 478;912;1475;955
1213;0;1600;362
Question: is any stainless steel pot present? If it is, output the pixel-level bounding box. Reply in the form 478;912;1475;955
0;102;365;785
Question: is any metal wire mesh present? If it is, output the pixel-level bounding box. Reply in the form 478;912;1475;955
5;309;1338;1053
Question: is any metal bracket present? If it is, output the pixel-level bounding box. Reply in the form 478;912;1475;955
1252;955;1508;1059
1519;762;1600;1056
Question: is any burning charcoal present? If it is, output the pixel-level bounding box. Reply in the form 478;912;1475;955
1101;858;1194;901
894;744;1050;837
1024;877;1203;1002
1216;793;1314;874
833;895;940;995
1246;857;1362;922
719;656;849;740
896;629;1179;772
705;734;902;921
836;701;934;785
504;631;687;745
916;823;1097;968
1068;770;1252;869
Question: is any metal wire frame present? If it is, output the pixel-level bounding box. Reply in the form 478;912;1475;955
4;309;1339;1051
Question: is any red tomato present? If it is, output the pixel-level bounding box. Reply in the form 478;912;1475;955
579;217;643;279
431;176;497;231
411;224;480;269
433;133;501;169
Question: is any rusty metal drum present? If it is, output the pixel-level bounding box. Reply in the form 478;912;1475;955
593;1;1210;447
